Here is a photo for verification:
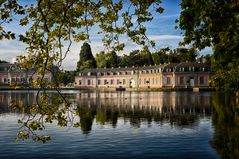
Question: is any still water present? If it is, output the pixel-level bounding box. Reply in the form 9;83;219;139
0;91;238;159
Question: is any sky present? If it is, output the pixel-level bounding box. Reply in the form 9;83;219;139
0;0;212;70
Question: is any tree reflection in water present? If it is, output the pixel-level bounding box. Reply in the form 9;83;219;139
211;93;239;159
75;106;95;134
74;92;212;131
0;91;213;141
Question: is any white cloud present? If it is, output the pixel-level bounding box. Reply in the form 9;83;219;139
148;35;183;41
160;14;180;19
0;40;27;62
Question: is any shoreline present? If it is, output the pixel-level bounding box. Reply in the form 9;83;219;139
0;86;216;92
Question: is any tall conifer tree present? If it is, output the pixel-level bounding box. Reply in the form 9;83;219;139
77;43;96;71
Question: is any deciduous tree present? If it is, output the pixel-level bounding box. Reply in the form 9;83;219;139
179;0;239;93
0;0;164;142
95;51;107;68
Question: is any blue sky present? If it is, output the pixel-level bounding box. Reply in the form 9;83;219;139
0;0;212;70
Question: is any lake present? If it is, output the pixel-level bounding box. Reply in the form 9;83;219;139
0;90;238;159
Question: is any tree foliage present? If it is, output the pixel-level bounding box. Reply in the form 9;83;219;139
0;0;25;40
152;47;199;64
77;42;96;71
95;46;198;68
141;46;154;65
118;50;140;67
175;47;198;62
0;0;164;142
95;51;118;68
152;47;169;64
118;47;154;67
95;51;107;68
106;51;118;68
58;70;75;86
179;0;239;93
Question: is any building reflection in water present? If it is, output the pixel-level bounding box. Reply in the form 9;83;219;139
0;91;212;133
0;91;36;114
74;91;213;133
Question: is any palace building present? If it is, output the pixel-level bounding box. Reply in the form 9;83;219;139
0;62;52;87
74;62;211;89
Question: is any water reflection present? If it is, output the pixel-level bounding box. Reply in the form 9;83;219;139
211;93;239;159
0;91;212;133
1;91;229;158
73;92;212;133
0;91;35;114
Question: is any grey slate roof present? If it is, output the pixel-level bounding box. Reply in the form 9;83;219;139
78;62;210;75
80;64;168;73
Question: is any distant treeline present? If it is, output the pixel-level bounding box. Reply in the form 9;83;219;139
76;42;212;71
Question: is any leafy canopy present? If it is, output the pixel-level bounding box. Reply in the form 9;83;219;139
179;0;239;93
0;0;164;142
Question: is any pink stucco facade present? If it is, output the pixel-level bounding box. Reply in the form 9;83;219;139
0;63;52;86
75;62;211;89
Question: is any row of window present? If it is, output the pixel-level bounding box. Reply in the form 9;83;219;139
0;77;50;84
79;76;205;86
138;78;163;85
81;67;208;77
80;78;167;86
0;77;27;84
80;79;127;85
83;69;164;77
177;67;206;72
